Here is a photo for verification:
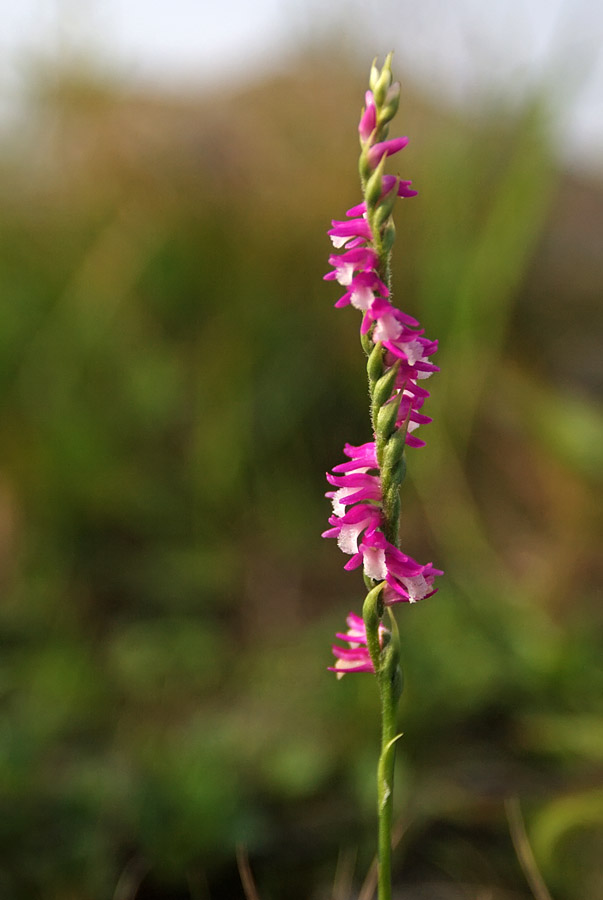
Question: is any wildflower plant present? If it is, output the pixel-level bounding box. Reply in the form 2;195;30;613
323;54;442;900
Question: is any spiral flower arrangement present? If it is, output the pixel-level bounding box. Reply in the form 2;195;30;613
322;54;442;900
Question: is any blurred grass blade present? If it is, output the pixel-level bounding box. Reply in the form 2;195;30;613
506;797;554;900
236;845;262;900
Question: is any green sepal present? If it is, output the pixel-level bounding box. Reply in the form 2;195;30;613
360;330;374;358
383;462;405;500
365;156;387;210
381;487;400;545
362;581;386;674
379;732;403;771
386;604;399;637
366;342;384;386
376;391;403;444
374;180;399;229
377;729;403;819
382;220;396;254
373;362;399;407
381;428;406;485
369;59;380;93
375;211;391;239
359;149;372;185
372;362;400;423
372;53;393;106
377;121;390;144
381;82;401;121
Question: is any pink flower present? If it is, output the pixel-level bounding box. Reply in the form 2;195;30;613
329;611;388;678
384;337;439;374
331;441;378;473
326;470;381;507
358;91;377;143
396;180;418;199
395;393;433;431
346;178;417;219
323;443;382;556
335;272;390;311
343;529;388;580
339;529;441;600
322;502;381;556
360;299;420;337
367;137;409;169
324;247;379;287
328;217;373;249
383;545;443;603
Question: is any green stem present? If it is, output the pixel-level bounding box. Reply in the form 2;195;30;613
377;665;399;900
359;54;406;900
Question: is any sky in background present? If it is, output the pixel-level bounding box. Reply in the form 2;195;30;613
1;0;602;172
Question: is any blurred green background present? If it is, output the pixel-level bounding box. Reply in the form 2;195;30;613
0;4;602;899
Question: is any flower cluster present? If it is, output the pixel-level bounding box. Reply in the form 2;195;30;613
329;612;389;679
324;119;438;452
324;57;442;675
322;442;441;605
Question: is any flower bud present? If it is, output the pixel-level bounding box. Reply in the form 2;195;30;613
369;58;380;92
359;148;372;184
382;429;406;483
382;82;401;121
367;342;385;385
375;180;399;227
362;581;386;671
372;53;394;106
373;362;399;410
377;392;403;443
382;220;396;254
366;156;387;210
358;91;377;144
